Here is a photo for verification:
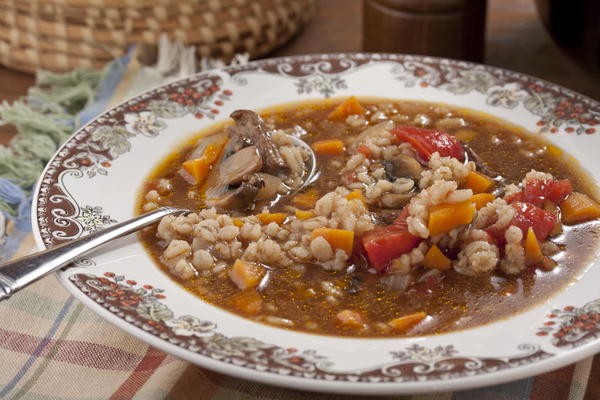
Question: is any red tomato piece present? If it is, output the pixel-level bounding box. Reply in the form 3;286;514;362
507;179;573;206
362;224;422;272
545;179;573;203
511;202;557;240
487;202;556;243
391;126;464;161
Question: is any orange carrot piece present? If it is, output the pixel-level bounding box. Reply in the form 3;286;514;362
428;201;476;236
228;259;265;290
546;145;562;157
182;157;210;185
422;244;451;270
524;227;543;266
465;171;494;193
312;139;345;155
292;189;320;209
230;290;263;314
311;228;354;255
388;312;427;333
202;141;226;164
257;213;287;225
232;218;244;227
346;189;366;204
181;138;227;185
328;96;365;120
295;210;315;220
560;192;600;224
471;193;495;210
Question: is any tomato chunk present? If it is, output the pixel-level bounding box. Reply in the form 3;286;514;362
507;179;573;206
487;201;557;243
391;126;464;161
362;224;422;272
511;202;557;240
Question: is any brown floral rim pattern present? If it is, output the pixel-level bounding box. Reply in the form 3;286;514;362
537;300;600;347
70;272;558;383
227;54;599;135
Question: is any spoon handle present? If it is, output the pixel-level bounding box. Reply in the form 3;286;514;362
0;207;185;301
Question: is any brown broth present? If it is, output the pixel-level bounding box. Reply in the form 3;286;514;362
137;98;600;337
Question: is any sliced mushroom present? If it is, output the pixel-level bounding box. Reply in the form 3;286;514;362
255;173;283;201
206;174;265;210
228;110;288;173
378;192;416;209
383;154;423;181
213;146;263;186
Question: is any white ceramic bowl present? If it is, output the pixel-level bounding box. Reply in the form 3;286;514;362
32;54;600;395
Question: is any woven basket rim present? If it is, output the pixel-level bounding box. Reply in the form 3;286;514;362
0;0;316;73
0;0;289;21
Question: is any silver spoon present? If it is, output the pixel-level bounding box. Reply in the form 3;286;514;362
0;137;317;301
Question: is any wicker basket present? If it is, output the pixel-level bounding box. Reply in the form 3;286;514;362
0;0;316;73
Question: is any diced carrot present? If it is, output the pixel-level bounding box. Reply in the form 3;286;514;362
292;189;320;209
546;145;562;157
471;193;495;210
182;157;210;185
388;312;427;333
311;228;354;255
228;259;265;290
346;189;366;204
312;139;345;155
257;213;287;225
202;139;227;164
336;309;364;328
560;192;600;224
328;96;366;120
295;210;315;220
524;227;543;266
422;244;451;270
357;143;372;158
465;171;494;193
229;290;263;314
232;218;244;227
181;138;227;186
428;200;476;236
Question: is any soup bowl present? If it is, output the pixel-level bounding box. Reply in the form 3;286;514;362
32;53;600;395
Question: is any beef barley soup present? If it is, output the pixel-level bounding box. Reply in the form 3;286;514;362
138;97;600;337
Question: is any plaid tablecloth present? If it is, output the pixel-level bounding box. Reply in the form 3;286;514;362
0;49;598;399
